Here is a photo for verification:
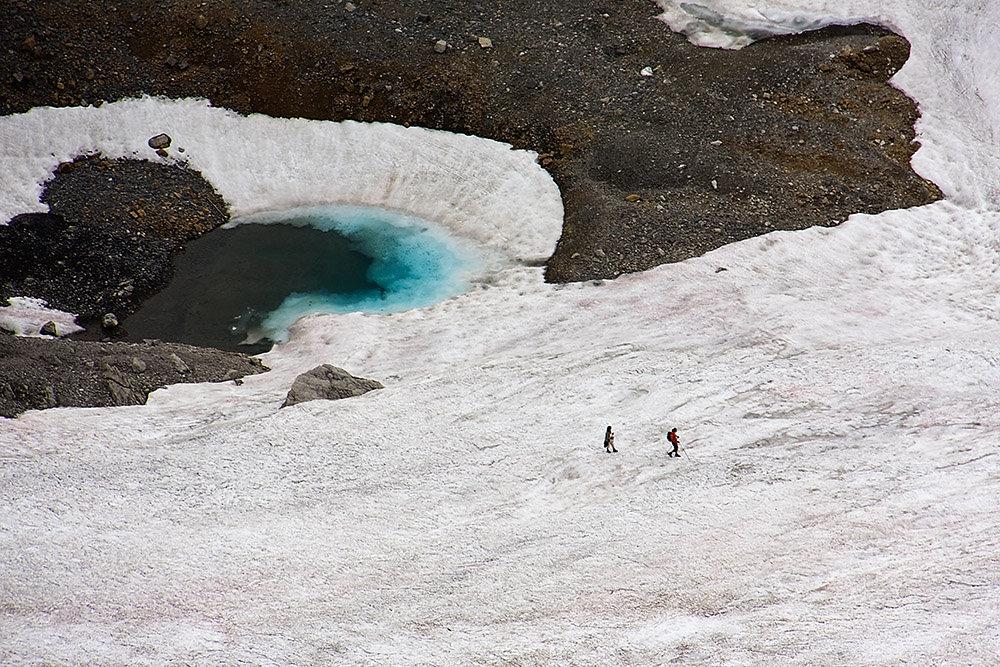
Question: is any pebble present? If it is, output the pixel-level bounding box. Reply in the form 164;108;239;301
148;133;171;149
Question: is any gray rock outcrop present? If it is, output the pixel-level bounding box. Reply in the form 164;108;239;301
0;333;269;418
281;364;383;408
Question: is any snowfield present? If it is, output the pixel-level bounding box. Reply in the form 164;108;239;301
2;0;1000;664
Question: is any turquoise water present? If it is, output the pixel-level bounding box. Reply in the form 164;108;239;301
120;206;482;352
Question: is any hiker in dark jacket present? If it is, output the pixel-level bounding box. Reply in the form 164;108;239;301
667;428;680;457
604;425;617;453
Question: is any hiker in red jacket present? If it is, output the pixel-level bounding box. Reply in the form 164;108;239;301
667;428;680;457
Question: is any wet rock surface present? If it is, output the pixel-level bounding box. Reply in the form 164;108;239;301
0;0;942;416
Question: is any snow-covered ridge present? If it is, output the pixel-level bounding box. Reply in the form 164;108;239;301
0;97;564;263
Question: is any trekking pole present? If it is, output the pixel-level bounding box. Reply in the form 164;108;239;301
681;436;705;462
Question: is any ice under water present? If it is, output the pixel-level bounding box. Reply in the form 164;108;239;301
120;205;483;352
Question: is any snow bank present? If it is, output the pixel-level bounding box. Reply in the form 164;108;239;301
0;97;564;263
0;297;84;337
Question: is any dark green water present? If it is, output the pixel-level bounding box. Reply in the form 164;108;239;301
121;223;378;353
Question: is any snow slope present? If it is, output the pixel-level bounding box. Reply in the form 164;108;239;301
2;0;1000;664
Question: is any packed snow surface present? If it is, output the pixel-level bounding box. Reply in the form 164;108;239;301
3;0;1000;664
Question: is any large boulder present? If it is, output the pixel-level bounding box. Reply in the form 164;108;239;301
281;364;383;408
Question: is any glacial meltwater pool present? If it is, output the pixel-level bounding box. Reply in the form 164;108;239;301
120;205;488;352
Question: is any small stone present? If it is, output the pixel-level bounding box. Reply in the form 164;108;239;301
625;194;641;202
344;2;357;11
102;313;119;328
640;66;654;76
478;36;493;48
156;149;169;158
42;386;57;409
40;321;58;336
195;14;209;30
169;353;190;374
148;133;171;149
131;357;147;373
13;72;24;83
434;39;448;53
